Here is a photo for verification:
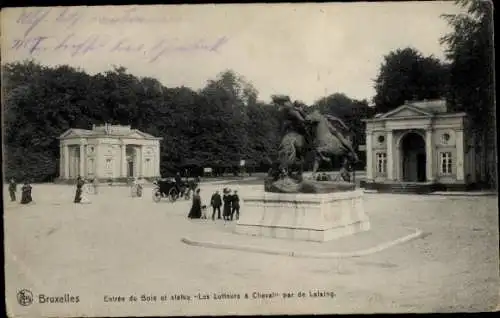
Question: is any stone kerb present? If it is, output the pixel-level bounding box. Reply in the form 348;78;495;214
235;189;369;242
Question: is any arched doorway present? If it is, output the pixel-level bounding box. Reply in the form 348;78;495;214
401;132;426;182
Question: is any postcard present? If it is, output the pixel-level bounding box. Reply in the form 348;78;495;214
2;2;498;316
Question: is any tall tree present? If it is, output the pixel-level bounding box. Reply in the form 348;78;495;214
373;47;450;113
440;0;495;187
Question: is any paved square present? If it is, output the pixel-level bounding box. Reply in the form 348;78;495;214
4;182;499;316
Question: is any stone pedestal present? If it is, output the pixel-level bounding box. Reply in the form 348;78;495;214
235;189;369;242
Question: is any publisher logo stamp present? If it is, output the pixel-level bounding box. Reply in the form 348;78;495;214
17;289;33;306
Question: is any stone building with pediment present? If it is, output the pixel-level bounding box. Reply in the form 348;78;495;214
57;124;162;182
362;99;479;192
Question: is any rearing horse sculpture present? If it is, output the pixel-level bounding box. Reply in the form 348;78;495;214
277;130;310;181
304;110;360;179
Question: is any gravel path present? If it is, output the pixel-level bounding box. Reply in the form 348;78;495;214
4;184;499;316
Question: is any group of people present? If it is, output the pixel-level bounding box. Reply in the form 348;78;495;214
209;188;240;221
188;187;240;221
8;178;33;204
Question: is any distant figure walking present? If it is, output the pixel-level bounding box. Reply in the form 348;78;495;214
223;188;232;221
188;188;202;219
8;178;17;202
131;177;143;197
80;181;92;204
92;178;99;194
74;176;85;203
20;181;33;204
231;190;240;221
210;190;222;220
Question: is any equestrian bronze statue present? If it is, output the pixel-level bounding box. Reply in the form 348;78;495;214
266;95;360;193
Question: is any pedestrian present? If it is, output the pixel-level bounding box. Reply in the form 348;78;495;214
92;178;99;194
20;181;33;204
223;188;232;221
74;176;85;203
201;205;208;219
8;178;17;202
136;177;144;197
210;190;222;220
188;188;202;219
80;179;92;204
231;190;240;221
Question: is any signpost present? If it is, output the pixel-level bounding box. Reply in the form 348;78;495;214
203;167;213;177
240;160;245;177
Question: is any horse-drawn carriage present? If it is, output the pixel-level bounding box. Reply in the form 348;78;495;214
152;178;198;202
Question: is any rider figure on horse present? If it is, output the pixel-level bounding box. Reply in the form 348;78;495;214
274;95;357;161
273;95;308;138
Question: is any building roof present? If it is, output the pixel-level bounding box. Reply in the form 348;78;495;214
406;99;448;114
362;99;467;122
58;124;162;140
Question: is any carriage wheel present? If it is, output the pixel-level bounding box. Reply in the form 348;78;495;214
168;188;178;202
152;189;161;202
184;189;191;200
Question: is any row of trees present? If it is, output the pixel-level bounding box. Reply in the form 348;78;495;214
3;62;375;181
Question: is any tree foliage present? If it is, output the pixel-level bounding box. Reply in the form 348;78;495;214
440;0;495;187
373;47;450;113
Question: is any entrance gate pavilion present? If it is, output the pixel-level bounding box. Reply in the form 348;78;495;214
57;123;162;182
362;99;479;192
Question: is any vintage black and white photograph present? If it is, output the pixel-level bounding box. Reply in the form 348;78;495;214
2;1;498;316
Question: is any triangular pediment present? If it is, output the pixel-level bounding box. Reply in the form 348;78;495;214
381;105;433;119
59;129;93;139
127;132;145;139
127;130;157;139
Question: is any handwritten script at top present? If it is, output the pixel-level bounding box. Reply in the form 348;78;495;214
10;7;230;63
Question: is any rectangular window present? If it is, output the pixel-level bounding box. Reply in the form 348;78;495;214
376;152;387;174
106;159;112;169
440;152;453;175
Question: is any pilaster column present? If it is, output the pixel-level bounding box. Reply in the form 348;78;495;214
394;142;401;181
94;142;100;180
137;146;143;177
79;143;85;177
59;145;64;178
365;132;373;181
64;145;70;178
386;130;393;180
121;143;127;177
426;129;434;182
456;129;465;181
155;143;160;177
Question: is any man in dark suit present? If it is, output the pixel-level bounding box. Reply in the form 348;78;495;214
210;190;222;220
8;178;17;202
230;190;240;221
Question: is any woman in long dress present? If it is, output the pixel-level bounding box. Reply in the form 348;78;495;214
80;181;91;204
222;188;232;221
20;181;33;204
188;188;202;219
74;176;84;203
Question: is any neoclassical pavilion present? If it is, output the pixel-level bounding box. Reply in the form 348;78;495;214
363;99;478;191
58;124;162;182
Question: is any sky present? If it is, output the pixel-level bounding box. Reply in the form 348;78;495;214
2;2;464;105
